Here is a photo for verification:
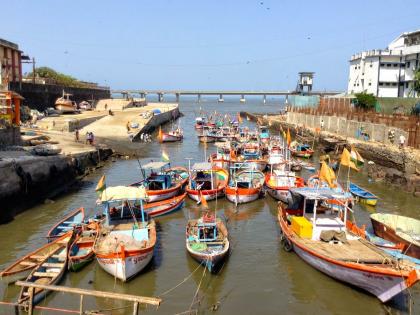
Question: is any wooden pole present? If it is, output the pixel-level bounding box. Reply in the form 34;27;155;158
28;287;34;315
133;302;139;315
79;295;84;315
15;281;161;306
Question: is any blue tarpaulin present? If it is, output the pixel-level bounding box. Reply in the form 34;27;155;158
152;109;162;114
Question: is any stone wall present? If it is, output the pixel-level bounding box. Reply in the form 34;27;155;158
286;112;408;145
9;82;111;111
0;127;21;147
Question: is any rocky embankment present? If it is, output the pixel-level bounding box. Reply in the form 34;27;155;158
0;147;112;224
243;112;420;196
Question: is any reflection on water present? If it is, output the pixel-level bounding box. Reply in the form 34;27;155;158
0;97;419;315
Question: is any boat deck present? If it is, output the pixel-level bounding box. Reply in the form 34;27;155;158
296;237;392;264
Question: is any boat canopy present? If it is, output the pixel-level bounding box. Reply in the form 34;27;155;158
101;186;147;202
142;161;169;169
289;187;348;201
191;162;213;171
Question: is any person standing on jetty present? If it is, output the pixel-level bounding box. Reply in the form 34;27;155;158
126;121;130;133
399;134;406;149
74;128;79;142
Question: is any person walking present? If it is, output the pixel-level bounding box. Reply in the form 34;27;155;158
126;121;130;133
75;128;79;142
399;134;406;149
320;119;324;130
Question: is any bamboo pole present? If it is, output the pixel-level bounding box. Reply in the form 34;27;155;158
15;281;161;306
28;287;34;315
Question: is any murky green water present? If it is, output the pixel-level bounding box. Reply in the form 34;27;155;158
0;97;419;315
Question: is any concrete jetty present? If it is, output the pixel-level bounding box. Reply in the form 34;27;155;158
243;111;420;196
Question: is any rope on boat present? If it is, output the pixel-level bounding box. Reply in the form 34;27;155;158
188;259;208;313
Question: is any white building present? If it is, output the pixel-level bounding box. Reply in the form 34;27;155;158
348;30;420;97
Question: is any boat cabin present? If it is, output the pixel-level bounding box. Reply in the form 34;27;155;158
189;162;218;191
259;126;270;140
138;161;173;190
269;170;297;187
285;188;350;241
101;186;149;226
197;222;218;242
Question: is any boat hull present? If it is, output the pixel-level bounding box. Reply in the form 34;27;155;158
371;216;420;259
0;269;31;285
186;188;225;202
225;187;261;204
96;249;154;282
161;133;183;142
267;188;289;203
198;135;217;143
146;187;180;202
144;193;186;217
69;256;94;272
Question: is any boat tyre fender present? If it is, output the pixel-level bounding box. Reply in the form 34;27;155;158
281;237;293;252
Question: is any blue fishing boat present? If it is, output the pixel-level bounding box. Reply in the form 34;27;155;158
349;182;378;206
46;208;85;242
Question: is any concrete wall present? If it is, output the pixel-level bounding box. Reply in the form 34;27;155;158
286;112;408;144
0;127;21;147
9;82;111;111
37;115;106;132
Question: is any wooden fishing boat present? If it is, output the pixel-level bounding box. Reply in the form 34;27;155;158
68;222;99;272
290;143;314;158
94;186;156;282
18;236;70;307
186;163;228;202
46;207;85;242
195;117;206;130
0;232;72;284
370;213;420;259
144;193;186;217
238;142;268;171
209;142;234;170
267;145;285;170
349;182;378;206
160;129;183;142
307;175;353;207
55;91;77;113
186;213;229;272
198;133;218;143
258;126;270;144
265;170;305;203
226;168;264;205
131;162;187;202
278;187;420;302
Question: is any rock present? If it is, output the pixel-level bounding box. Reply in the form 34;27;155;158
44;198;55;204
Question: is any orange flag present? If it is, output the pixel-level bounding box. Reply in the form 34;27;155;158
158;126;163;142
286;128;291;147
319;161;337;188
200;193;208;208
237;113;243;123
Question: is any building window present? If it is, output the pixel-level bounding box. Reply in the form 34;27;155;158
393;63;399;67
379;82;384;86
368;82;372;86
380;63;385;67
407;61;411;68
391;83;397;86
406;82;409;88
370;64;373;67
386;64;391;67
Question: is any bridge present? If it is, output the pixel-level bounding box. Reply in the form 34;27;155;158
111;89;342;103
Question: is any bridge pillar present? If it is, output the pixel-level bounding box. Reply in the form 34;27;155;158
263;95;266;104
218;94;224;102
240;94;246;103
158;93;164;102
140;92;145;99
175;93;180;102
197;94;201;103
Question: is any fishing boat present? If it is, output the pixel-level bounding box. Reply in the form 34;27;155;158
186;212;229;272
143;193;186;217
370;213;420;259
131;162;188;202
307;175;353;207
209;142;234;170
55;91;77;113
68;222;99;272
18;235;70;306
258;126;270;144
290;143;314;158
278;187;420;302
46;208;85;242
349;182;379;206
238;142;268;172
225;167;265;205
195;117;207;130
267;144;285;170
159;128;183;143
198;131;218;143
185;163;228;202
265;169;305;203
0;232;72;284
94;186;156;282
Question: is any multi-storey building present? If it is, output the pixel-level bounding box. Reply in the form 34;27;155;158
348;30;420;97
0;38;22;87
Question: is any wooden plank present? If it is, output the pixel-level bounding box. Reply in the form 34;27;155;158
29;255;47;260
33;272;58;277
15;281;161;306
19;261;38;267
41;263;64;268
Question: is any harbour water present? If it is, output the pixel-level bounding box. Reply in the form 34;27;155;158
0;97;419;315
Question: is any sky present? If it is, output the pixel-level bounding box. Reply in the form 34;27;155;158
1;0;420;91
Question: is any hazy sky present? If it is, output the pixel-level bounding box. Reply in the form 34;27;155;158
2;0;420;91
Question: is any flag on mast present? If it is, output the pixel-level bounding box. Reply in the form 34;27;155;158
162;150;170;162
158;126;163;142
340;148;358;171
95;175;106;197
350;147;364;168
286;128;291;147
319;162;336;188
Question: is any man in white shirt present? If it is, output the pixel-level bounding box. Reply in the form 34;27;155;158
399;134;406;149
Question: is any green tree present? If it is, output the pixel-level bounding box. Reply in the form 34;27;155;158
25;67;86;88
413;68;420;97
353;92;377;110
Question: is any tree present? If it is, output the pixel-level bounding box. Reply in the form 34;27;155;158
25;67;86;88
413;67;420;97
353;92;377;110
